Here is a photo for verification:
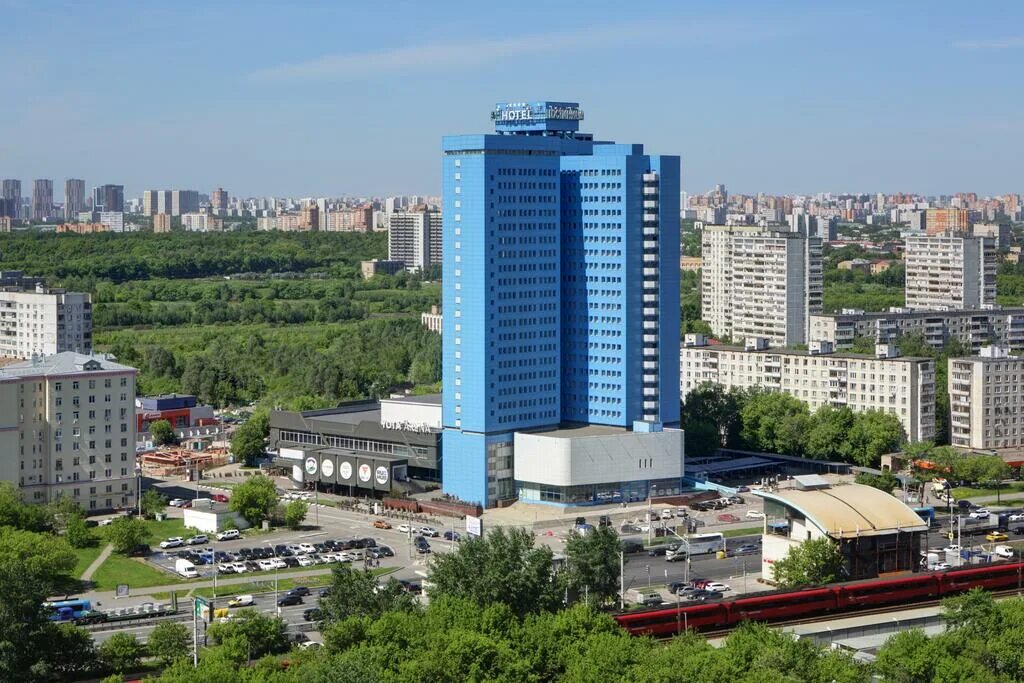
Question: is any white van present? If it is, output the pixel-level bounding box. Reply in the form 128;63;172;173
174;558;198;579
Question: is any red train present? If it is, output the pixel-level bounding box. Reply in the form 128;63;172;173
615;561;1024;637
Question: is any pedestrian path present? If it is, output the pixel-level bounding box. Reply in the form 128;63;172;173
80;543;114;582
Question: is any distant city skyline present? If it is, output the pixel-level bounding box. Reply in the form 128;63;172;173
3;1;1024;197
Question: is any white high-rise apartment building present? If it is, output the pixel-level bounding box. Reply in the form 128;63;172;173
0;285;92;359
387;208;442;270
905;234;996;310
949;346;1024;450
680;336;935;443
0;353;137;509
701;225;822;346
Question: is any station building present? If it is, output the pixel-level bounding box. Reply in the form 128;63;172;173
755;476;928;582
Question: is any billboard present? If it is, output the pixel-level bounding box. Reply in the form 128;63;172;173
279;447;303;460
466;515;483;537
337;457;355;486
320;455;336;484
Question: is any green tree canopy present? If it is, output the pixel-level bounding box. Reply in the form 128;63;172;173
104;517;151;555
563;526;622;606
231;412;269;467
149;419;177;446
771;537;845;589
847;409;906;468
428;526;560;618
98;632;143;673
228;474;278;526
740;390;812;456
206;609;289;663
146;621;191;667
318;566;416;624
139;489;167;519
283;500;309;530
805;405;856;461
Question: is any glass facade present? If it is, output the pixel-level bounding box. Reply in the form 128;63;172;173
517;477;683;506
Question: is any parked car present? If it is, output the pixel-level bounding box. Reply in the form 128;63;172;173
660;509;674;519
297;556;316;567
994;545;1015;559
396;524;412;534
168;498;186;507
216;529;241;541
298;543;317;554
704;581;731;592
257;559;276;571
746;510;765;520
620;524;642;534
685;589;724;602
717;513;741;523
186;535;209;546
419;526;440;537
598;515;612;528
376;545;395;557
398;579;423;594
728;495;745;505
735;485;750;493
373;519;392;529
228;594;254;608
212;493;229;503
277;593;303;607
443;530;461;541
159;537;184;549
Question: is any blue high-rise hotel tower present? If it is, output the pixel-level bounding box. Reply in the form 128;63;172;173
442;102;681;507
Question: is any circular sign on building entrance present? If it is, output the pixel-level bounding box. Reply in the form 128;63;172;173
304;457;318;476
358;463;372;482
375;466;389;486
321;459;335;478
339;461;353;480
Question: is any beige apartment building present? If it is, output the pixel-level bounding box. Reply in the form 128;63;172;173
949;346;1024;450
810;306;1024;352
680;335;935;442
0;285;92;359
904;234;996;310
701;225;822;347
0;353;137;510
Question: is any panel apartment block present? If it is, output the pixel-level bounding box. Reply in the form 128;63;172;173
680;337;935;443
701;225;822;347
0;286;92;359
905;234;996;310
0;353;137;510
949;346;1024;450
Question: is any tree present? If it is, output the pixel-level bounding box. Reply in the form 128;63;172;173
149;419;177;446
805;406;856;461
206;610;289;662
563;526;622;606
65;514;96;549
140;488;167;519
428;526;559;618
284;500;309;530
680;384;747;458
228;474;278;526
771;537;844;589
98;632;143;673
319;566;416;623
740;391;812;455
231;415;268;467
846;409;905;468
855;470;899;494
146;621;191;666
105;517;151;555
0;482;54;532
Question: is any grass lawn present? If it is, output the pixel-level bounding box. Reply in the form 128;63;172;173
723;526;762;538
90;553;179;591
952;483;1024;500
71;545;106;578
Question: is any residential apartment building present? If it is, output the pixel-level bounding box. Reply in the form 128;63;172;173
973;222;1012;249
299;203;319;231
0;353;137;509
442;100;681;507
57;223;109;235
64;179;85;220
360;259;405;279
924;208;970;235
810;306;1024;352
32;179;53;220
905;234;996;309
701;225;822;346
680;336;935;443
2;180;21;219
171;190;199;216
324;206;373;232
143;190;158;216
152;214;172;233
387;207;442;270
97;211;124;233
0;217;11;232
211;187;229;212
181;213;222;232
0;285;92;359
949;346;1024;450
92;184;124;213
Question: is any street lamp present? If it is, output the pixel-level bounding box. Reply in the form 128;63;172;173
265;541;280;613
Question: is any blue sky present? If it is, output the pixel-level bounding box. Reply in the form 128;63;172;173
2;0;1023;199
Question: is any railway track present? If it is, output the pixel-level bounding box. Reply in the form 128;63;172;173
659;586;1024;641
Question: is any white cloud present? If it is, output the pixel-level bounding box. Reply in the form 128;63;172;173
249;21;721;82
952;36;1024;49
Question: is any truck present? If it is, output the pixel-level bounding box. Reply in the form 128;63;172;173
175;558;199;578
626;588;663;606
46;598;178;625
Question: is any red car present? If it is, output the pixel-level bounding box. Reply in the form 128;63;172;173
717;513;740;523
212;493;229;503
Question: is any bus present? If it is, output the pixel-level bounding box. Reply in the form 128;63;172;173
44;599;95;623
666;532;725;561
913;506;936;527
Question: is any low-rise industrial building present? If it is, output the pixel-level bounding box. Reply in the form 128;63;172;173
680;335;935;442
949;346;1024;450
135;394;219;449
755;476;928;581
269;395;441;496
809;306;1024;353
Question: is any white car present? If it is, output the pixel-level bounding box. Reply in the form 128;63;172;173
969;509;991;519
746;510;765;520
228;594;254;608
928;562;952;571
216;529;241;541
186;535;209;546
297;555;316;567
348;549;365;561
638;523;652;533
257;559;276;571
1009;513;1024;522
396;523;412;534
419;526;439;537
97;518;115;527
660;509;674;519
231;562;248;574
271;558;287;569
704;581;731;592
159;537;184;549
168;498;186;508
298;543;317;554
942;545;962;554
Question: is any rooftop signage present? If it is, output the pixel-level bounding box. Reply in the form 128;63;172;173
491;102;584;131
